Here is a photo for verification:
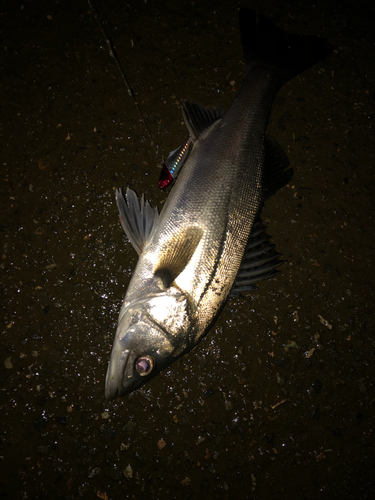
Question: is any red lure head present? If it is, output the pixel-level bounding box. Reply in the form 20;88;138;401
158;162;174;189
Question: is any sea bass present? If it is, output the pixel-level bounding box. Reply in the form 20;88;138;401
105;9;330;399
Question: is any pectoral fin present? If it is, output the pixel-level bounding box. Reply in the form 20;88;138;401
116;187;159;255
154;226;203;287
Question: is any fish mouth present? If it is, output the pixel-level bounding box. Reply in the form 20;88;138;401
104;348;131;400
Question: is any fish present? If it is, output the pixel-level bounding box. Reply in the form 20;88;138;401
105;8;331;399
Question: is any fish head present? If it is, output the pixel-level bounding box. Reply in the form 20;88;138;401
105;289;194;399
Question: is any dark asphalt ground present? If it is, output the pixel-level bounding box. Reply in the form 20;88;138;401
1;0;374;498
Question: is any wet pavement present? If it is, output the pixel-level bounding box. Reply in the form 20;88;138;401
1;0;374;498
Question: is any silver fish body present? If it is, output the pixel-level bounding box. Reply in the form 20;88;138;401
105;9;331;399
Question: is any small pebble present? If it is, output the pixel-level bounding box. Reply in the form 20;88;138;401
4;357;13;369
157;439;166;450
124;464;133;480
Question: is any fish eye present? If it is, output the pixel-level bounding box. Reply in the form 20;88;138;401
135;356;155;376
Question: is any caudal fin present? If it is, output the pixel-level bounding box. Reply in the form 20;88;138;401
239;9;332;82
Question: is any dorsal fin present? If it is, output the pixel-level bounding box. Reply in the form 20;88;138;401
115;187;159;255
182;101;223;140
264;134;293;199
230;136;292;296
154;226;203;287
231;214;285;296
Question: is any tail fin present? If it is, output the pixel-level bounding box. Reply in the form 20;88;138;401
239;9;332;82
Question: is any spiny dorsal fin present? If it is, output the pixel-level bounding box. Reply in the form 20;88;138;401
115;187;159;255
182;101;223;140
154;226;203;287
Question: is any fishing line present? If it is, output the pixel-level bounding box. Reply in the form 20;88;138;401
87;0;154;145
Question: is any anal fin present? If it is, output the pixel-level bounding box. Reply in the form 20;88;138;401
182;101;223;141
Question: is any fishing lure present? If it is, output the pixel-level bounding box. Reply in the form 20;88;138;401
159;137;191;188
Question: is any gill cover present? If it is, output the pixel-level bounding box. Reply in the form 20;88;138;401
105;287;196;400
